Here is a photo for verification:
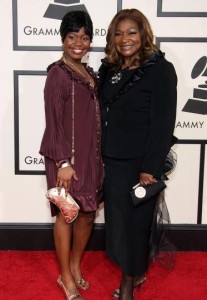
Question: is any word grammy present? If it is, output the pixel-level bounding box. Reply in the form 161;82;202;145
176;121;205;128
24;26;59;36
24;26;106;36
24;156;44;165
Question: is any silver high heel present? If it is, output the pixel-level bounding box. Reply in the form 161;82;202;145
112;275;146;298
57;276;83;300
134;275;147;291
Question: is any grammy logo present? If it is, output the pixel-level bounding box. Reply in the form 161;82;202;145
44;0;88;20
182;56;207;115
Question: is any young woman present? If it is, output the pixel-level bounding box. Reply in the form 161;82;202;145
40;11;103;300
98;9;177;300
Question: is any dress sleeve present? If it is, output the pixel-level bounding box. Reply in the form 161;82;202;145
39;65;71;161
141;60;177;178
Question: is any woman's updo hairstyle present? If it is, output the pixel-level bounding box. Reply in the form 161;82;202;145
60;10;93;42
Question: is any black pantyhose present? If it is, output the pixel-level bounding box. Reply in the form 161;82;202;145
119;273;134;300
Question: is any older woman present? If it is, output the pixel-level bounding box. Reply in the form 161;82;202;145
98;9;177;300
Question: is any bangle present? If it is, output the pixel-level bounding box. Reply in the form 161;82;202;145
56;159;70;168
58;162;71;170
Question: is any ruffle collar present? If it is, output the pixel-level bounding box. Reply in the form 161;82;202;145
48;59;98;97
98;50;165;104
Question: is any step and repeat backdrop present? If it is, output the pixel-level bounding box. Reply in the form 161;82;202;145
0;0;206;224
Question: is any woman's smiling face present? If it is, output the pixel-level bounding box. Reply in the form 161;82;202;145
63;27;91;62
114;18;141;62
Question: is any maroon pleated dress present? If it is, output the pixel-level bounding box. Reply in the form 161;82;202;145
40;60;103;216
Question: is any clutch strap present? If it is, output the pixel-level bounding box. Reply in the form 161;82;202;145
71;79;75;165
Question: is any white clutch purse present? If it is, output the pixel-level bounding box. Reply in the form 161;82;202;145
46;187;80;223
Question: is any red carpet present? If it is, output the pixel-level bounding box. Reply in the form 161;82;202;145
0;251;207;299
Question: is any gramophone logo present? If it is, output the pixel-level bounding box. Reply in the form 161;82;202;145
182;56;207;115
44;0;88;20
13;0;115;50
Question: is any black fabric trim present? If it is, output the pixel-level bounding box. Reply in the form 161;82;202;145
98;50;165;106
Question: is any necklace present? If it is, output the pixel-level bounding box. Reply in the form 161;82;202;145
62;55;88;78
62;55;94;87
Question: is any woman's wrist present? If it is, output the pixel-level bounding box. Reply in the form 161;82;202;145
56;159;71;169
58;162;71;170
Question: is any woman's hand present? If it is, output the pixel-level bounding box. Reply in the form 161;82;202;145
56;166;78;190
139;172;157;186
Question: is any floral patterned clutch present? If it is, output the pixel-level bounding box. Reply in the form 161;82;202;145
46;187;80;223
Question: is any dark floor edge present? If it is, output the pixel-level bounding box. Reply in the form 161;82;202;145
0;223;207;251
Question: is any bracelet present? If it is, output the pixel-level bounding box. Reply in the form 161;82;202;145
56;159;70;168
58;162;71;170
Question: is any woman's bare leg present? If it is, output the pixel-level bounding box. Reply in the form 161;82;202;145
54;213;77;294
70;212;96;284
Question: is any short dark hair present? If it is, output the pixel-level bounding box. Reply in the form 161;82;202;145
60;10;93;42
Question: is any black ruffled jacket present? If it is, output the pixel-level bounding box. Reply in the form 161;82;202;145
98;51;177;178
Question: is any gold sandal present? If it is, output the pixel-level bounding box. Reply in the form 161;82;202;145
76;278;89;290
57;276;84;300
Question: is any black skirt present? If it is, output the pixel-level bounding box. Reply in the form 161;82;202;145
103;156;157;276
